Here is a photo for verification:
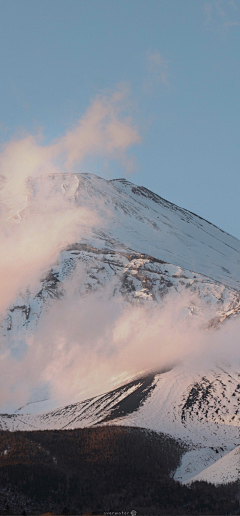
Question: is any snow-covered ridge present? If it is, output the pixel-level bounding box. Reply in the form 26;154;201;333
28;173;240;289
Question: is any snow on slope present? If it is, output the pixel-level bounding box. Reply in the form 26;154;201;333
174;447;232;484
27;173;240;289
1;364;240;445
106;365;240;447
2;247;240;343
184;445;240;485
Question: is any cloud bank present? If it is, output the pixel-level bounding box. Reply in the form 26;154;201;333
1;267;240;412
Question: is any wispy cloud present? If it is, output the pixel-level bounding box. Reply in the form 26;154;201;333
204;2;213;23
54;85;141;171
204;0;240;29
0;85;140;217
143;51;169;94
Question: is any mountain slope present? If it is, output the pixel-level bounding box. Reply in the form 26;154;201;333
0;364;240;482
3;364;240;444
184;445;240;485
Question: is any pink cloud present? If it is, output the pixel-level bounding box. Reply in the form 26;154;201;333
143;51;169;95
0;86;141;315
57;86;141;170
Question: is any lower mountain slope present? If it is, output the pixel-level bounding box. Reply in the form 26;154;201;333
184;444;240;485
0;363;240;483
0;426;238;515
2;364;240;444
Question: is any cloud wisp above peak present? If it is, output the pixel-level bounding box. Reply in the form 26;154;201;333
56;86;141;171
143;51;169;94
0;85;141;216
0;86;141;314
204;0;240;29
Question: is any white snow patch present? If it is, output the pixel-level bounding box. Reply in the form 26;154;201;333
185;445;240;485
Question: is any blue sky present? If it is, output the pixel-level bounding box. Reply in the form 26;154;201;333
0;0;240;238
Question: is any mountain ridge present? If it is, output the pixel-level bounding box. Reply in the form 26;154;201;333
111;177;238;238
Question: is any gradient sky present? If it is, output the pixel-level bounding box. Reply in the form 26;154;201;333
0;0;240;238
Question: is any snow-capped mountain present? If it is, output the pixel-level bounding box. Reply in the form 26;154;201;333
1;172;240;483
2;173;240;340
